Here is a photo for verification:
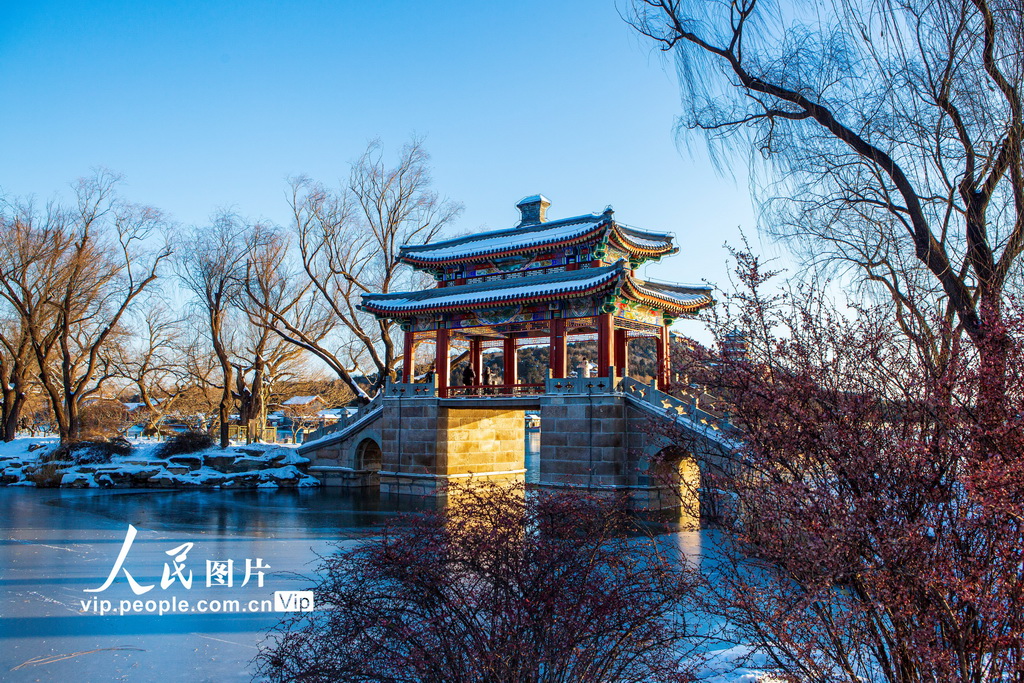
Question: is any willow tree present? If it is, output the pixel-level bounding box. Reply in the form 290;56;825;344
176;214;249;448
246;139;461;401
630;0;1024;417
0;172;170;441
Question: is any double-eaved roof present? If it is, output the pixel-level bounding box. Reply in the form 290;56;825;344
361;260;712;318
398;208;677;267
363;196;712;322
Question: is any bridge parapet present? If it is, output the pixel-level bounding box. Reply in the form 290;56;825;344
300;393;384;445
297;396;384;455
385;380;438;398
619;377;731;434
544;376;617;395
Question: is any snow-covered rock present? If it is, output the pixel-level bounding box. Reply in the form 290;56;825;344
0;438;319;489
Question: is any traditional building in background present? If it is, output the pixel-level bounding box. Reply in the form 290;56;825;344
360;194;713;395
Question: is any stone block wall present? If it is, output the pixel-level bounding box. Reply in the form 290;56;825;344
300;386;704;515
437;407;526;476
306;397;528;494
539;394;630;487
538;394;702;513
304;412;384;473
381;398;442;474
378;398;527;496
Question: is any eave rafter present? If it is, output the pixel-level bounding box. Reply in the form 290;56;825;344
607;223;679;262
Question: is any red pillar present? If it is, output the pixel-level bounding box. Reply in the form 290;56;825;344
436;327;450;396
596;313;614;377
549;317;567;379
614;328;628;378
402;328;414;383
503;336;518;386
469;337;482;384
656;325;671;392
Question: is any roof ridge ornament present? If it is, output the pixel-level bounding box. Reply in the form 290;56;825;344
516;194;551;227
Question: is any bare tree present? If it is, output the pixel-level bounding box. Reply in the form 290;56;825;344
663;247;1024;682
234;224;321;440
176;213;249;448
629;0;1024;417
246;139;461;400
111;300;192;435
230;319;308;444
0;313;36;441
0;172;171;441
0;204;63;441
256;484;700;682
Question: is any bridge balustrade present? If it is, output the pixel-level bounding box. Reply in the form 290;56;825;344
386;382;438;398
303;375;733;448
300;394;384;445
544;376;617;394
619;376;731;432
441;383;544;398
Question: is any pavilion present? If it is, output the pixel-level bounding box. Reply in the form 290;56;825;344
360;195;713;396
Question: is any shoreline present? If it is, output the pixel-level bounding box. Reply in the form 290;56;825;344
0;437;320;489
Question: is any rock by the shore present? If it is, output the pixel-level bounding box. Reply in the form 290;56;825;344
0;438;319;489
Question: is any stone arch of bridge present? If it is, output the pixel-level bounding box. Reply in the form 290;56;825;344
647;442;698;481
352;432;383;471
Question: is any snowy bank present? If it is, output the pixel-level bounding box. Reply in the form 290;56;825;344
0;438;319;489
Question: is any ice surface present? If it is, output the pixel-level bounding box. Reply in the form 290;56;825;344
0;488;433;681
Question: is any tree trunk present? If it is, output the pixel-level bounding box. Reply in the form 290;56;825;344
248;359;267;443
2;386;21;442
209;310;234;449
65;395;81;442
974;293;1009;443
218;365;233;449
3;389;25;442
47;388;70;443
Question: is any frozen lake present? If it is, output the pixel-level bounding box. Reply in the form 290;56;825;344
0;485;727;682
0;488;713;682
0;488;443;682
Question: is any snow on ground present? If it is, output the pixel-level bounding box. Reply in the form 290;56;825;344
0;436;318;488
0;437;60;459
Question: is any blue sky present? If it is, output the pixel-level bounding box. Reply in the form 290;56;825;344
0;1;759;337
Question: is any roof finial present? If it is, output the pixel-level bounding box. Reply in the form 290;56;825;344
516;194;551;227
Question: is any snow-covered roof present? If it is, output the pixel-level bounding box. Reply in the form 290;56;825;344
516;194;550;206
612;224;676;253
283;395;322;406
363;262;627;315
361;261;712;317
400;213;608;265
623;278;714;315
399;212;680;267
632;279;712;300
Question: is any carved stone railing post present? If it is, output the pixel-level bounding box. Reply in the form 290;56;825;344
618;376;731;433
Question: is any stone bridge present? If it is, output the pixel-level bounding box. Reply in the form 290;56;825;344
298;376;736;512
